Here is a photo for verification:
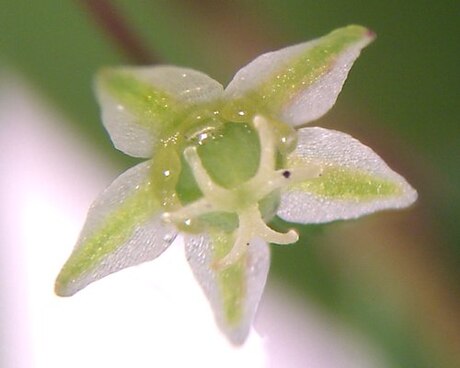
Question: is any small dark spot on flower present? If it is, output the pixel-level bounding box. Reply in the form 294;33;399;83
246;242;250;246
282;170;291;178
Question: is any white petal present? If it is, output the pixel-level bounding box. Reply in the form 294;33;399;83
277;127;417;223
224;25;374;126
96;66;223;157
184;233;270;345
56;160;177;296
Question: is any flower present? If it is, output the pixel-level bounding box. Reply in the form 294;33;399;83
55;25;417;344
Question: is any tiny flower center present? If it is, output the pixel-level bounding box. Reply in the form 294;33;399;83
163;115;321;268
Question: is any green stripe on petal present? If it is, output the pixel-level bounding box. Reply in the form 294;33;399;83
292;167;401;200
99;69;179;127
255;26;370;113
211;231;246;325
185;232;270;344
55;161;177;296
277;127;417;224
224;25;374;126
95;66;223;158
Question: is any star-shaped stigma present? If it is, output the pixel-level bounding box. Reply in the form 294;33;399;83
163;115;320;269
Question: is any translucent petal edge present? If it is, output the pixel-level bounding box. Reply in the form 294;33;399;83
184;232;270;344
55;161;177;296
276;127;417;223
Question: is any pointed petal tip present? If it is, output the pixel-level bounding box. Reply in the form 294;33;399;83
94;66;117;85
341;24;376;41
216;308;257;346
54;277;74;297
226;328;250;346
333;25;376;51
405;184;418;207
366;28;377;41
396;173;418;209
54;267;83;297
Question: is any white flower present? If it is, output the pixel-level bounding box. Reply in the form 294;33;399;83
55;25;417;344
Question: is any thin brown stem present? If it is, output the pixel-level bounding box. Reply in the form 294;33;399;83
77;0;160;64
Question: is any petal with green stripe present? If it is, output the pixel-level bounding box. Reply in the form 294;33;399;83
277;127;417;223
184;231;270;345
224;25;374;126
55;160;177;296
96;66;224;157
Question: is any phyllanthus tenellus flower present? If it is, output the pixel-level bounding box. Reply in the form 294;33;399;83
55;25;417;344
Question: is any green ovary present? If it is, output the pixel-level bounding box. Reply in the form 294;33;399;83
176;122;260;203
174;120;282;231
197;122;261;188
296;167;400;200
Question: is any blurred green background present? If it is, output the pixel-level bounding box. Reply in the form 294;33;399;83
2;1;459;366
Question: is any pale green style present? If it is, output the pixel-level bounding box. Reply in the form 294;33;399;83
55;25;417;344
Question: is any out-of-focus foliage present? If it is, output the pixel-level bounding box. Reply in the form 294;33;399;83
2;1;459;367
